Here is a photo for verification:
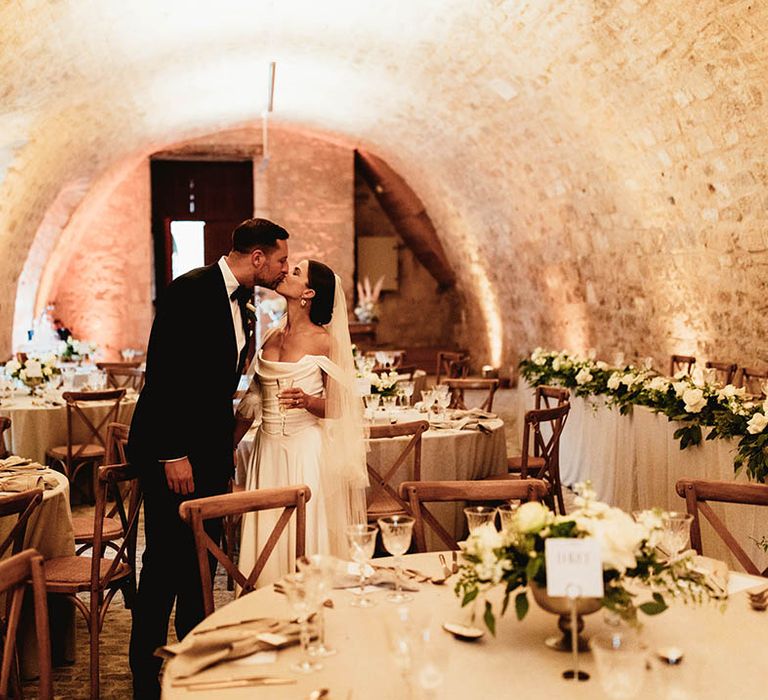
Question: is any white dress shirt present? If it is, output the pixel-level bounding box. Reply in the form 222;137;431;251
218;256;247;365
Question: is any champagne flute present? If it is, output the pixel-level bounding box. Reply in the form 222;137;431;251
297;554;339;657
346;524;378;608
378;515;415;603
281;572;323;673
277;378;294;436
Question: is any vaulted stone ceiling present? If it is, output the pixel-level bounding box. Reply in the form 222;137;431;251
2;0;767;367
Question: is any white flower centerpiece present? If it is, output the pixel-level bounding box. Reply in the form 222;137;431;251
57;335;98;363
455;485;724;640
354;276;384;324
5;354;60;394
370;370;400;398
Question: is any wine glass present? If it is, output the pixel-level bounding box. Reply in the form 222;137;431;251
346;524;379;608
658;512;693;558
591;630;647;698
297;554;339;657
280;572;323;673
377;515;415;603
497;502;519;530
464;506;497;533
398;380;415;407
435;391;451;419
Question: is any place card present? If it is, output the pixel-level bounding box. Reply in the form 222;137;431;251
545;538;604;598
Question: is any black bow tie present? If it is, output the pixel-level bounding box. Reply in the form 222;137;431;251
230;285;253;306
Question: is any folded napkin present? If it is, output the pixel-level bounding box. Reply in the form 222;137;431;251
0;456;33;469
156;619;299;679
0;473;57;492
452;407;498;420
333;566;420;592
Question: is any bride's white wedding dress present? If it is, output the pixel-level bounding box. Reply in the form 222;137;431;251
238;351;332;587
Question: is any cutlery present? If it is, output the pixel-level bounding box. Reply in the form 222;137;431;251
438;554;452;579
307;689;330;700
451;550;458;574
174;676;297;690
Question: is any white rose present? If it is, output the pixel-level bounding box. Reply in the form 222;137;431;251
42;366;52;377
19;369;27;380
596;360;608;371
5;360;20;375
682;388;707;413
672;381;689;398
515;501;551;534
647;376;669;392
747;413;768;435
552;357;562;371
607;372;621;390
25;360;42;378
594;510;645;573
575;368;593;385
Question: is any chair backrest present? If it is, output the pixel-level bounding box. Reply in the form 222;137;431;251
179;486;311;617
519;403;571;480
0;490;43;559
95;361;141;371
738;366;768;397
675;479;768;576
443;378;499;412
0;549;52;700
399;479;549;552
392;366;418;381
705;361;737;386
670;354;695;376
366;421;429;518
90;463;143;592
105;367;145;392
104;422;130;465
0;417;10;460
534;385;570;410
435;351;469;384
61;389;126;467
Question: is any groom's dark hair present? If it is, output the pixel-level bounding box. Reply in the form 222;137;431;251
231;218;289;253
307;260;335;326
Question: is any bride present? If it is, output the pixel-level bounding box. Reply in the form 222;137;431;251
234;259;368;587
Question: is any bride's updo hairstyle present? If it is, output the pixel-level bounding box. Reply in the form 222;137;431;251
307;260;336;326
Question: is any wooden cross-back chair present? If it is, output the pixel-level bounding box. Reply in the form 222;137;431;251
179;485;310;617
435;351;469;385
105;367;145;392
443;378;499;412
95;361;141;372
739;367;768;397
46;389;125;500
670;354;696;376
43;463;141;699
0;417;10;460
534;385;570;410
503;403;571;515
399;479;549;552
0;550;53;700
0;490;43;560
365;421;429;522
705;361;738;386
675;479;768;576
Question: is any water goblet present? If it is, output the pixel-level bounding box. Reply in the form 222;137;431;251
377;515;415;604
435;391;451;419
659;512;693;558
497;502;519;530
398;380;415;406
346;524;378;608
280;572;323;673
363;393;381;411
464;506;497;533
297;554;339;657
591;630;647;699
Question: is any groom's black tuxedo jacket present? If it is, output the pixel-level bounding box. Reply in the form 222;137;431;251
128;263;248;496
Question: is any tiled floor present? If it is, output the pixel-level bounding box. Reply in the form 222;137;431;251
22;386;568;699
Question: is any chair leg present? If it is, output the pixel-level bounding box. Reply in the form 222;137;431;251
90;603;100;699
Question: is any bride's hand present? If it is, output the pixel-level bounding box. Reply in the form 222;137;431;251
278;387;309;410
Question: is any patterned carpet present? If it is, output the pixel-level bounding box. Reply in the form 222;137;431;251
21;387;553;699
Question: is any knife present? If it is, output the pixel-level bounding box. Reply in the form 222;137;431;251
172;675;296;689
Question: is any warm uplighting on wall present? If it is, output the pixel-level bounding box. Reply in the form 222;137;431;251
467;252;503;366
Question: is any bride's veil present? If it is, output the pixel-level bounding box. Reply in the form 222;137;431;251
316;274;370;555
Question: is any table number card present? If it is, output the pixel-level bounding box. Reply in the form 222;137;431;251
545;538;604;598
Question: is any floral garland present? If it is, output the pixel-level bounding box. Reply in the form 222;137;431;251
455;485;724;633
519;348;768;482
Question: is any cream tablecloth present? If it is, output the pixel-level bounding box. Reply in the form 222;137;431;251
515;385;768;572
0;469;76;677
0;392;137;463
161;551;768;699
236;410;507;550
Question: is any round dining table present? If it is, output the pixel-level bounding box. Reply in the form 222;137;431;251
0;390;137;463
161;551;768;699
236;408;507;549
0;468;76;677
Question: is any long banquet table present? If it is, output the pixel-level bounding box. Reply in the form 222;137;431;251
161;551;768;699
515;386;768;572
236;410;508;550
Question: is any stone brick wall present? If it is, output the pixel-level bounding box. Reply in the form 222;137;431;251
2;1;768;373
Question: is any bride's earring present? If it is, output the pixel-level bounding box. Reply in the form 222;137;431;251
300;299;307;307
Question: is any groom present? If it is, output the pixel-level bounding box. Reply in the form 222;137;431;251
127;218;289;699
